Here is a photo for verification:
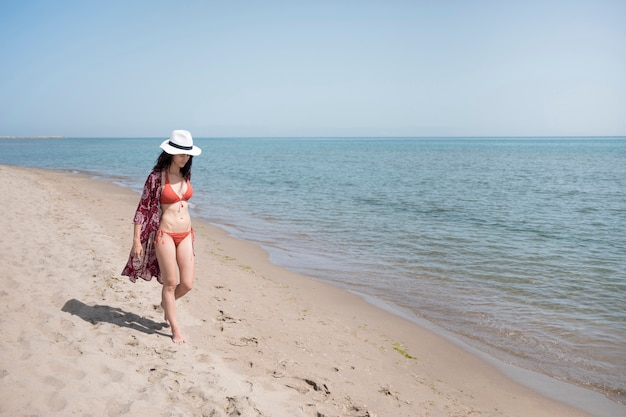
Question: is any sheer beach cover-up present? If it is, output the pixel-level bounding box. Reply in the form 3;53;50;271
121;170;163;283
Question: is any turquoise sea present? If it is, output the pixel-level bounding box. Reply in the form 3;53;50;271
2;137;625;403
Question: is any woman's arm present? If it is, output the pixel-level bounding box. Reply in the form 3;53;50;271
130;170;160;258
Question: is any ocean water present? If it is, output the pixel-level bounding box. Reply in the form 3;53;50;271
2;137;625;402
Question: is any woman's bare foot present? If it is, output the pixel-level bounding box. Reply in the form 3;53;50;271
171;328;186;344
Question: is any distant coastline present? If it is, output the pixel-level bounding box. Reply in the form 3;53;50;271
0;136;65;139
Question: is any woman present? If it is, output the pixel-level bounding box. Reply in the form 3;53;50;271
122;130;202;344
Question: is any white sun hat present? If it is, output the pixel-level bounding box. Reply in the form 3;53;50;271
160;130;202;156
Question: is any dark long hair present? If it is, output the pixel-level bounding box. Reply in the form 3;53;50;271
153;151;193;180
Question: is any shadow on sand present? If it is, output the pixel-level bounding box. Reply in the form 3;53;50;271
62;298;170;338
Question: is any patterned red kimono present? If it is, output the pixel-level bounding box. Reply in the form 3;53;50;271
121;170;163;283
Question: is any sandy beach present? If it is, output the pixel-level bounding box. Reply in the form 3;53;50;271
0;164;621;417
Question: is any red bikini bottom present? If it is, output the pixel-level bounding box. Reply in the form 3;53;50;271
155;229;194;247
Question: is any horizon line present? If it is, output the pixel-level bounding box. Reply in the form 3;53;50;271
2;135;625;140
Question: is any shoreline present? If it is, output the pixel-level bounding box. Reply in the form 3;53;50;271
0;163;623;416
348;290;623;414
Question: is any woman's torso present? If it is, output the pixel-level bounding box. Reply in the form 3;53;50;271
159;170;193;232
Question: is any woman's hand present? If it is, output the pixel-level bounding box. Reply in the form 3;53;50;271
131;240;143;258
131;223;143;258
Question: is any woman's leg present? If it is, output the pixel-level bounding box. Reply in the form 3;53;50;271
175;233;195;300
155;232;186;344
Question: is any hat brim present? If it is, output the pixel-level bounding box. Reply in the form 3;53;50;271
160;140;202;156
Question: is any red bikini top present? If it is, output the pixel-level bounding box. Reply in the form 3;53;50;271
160;170;193;204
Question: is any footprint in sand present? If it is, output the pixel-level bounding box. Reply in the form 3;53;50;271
47;392;67;412
105;401;131;417
226;396;265;417
43;376;67;412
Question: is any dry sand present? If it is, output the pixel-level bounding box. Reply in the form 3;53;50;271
0;164;622;417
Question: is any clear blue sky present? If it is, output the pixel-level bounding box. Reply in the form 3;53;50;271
1;0;624;137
